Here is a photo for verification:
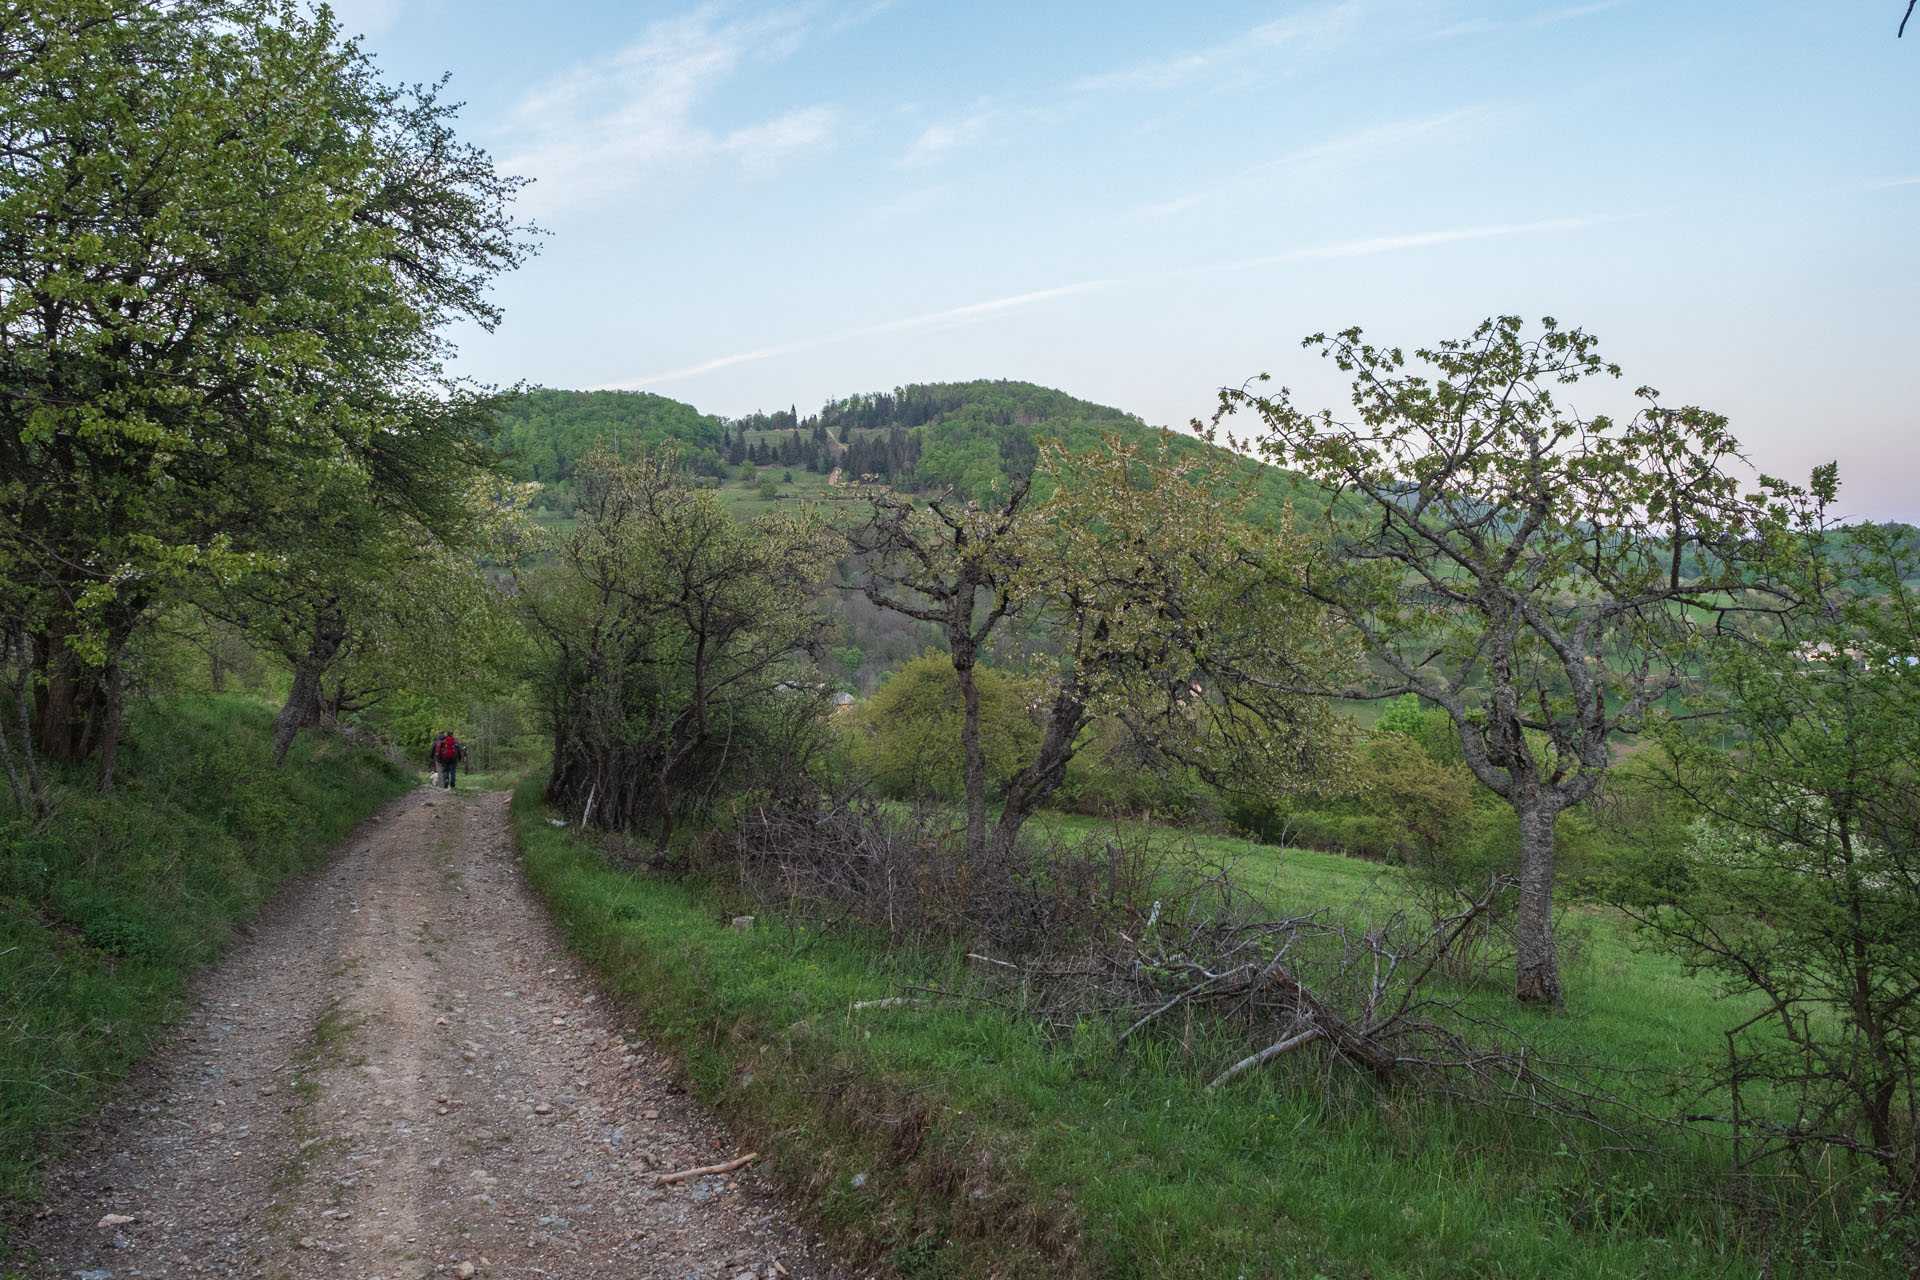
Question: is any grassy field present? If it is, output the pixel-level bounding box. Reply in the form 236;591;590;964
513;784;1901;1278
0;698;412;1231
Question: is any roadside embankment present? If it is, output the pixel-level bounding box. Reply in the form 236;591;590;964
510;777;1090;1280
0;697;411;1226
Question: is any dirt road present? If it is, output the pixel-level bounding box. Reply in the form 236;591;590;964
20;786;847;1280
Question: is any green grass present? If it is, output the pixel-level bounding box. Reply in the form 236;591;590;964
512;783;1907;1278
0;696;411;1228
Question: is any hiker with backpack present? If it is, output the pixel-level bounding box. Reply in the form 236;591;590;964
430;732;465;788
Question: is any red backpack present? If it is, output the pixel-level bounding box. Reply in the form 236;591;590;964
434;735;457;762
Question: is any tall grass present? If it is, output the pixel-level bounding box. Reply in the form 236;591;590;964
512;782;1904;1278
0;697;410;1223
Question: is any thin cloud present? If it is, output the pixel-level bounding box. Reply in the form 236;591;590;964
1426;1;1626;40
1867;175;1920;190
1526;1;1630;27
829;0;898;31
499;5;836;214
725;106;839;175
900;106;1004;167
1071;2;1366;94
610;281;1113;387
1218;216;1622;272
1130;107;1493;218
866;184;952;223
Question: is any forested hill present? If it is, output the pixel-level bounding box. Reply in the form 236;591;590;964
498;380;1318;522
820;379;1150;496
486;388;728;502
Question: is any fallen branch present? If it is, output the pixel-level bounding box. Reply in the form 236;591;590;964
851;997;927;1011
655;1151;758;1185
1208;1027;1322;1090
1118;963;1254;1046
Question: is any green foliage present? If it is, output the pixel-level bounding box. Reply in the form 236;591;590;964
522;449;838;840
846;654;1039;802
0;697;408;1216
1617;517;1920;1202
1358;732;1476;864
0;0;530;771
1011;433;1353;807
489;389;729;509
1049;717;1217;819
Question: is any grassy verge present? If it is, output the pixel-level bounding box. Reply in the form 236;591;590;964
0;696;411;1228
510;781;1884;1279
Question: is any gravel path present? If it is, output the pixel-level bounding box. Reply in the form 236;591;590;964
20;786;849;1280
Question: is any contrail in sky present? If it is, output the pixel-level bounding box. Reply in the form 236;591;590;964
606;217;1615;389
606;281;1112;388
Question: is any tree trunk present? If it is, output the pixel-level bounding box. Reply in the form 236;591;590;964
273;610;346;764
34;631;80;762
953;652;989;862
4;647;48;819
994;691;1086;854
96;664;123;794
1513;796;1563;1006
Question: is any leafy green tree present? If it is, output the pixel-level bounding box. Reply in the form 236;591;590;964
198;474;534;761
1359;732;1476;867
1218;316;1782;1005
846;653;1039;802
0;0;528;785
1615;497;1920;1199
848;434;1349;859
524;450;837;844
991;434;1350;851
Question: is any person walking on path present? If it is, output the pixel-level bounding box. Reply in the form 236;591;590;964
431;732;464;788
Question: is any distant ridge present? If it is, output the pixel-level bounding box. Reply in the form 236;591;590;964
490;380;1317;522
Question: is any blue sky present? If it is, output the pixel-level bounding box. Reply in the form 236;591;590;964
335;0;1919;518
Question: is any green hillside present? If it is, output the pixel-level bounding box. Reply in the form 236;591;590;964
487;388;729;510
498;380;1321;525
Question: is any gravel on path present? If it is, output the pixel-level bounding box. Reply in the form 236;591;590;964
20;786;850;1280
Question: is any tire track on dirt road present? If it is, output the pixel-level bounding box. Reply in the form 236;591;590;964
20;786;848;1280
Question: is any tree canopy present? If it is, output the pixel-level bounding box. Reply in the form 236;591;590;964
1218;315;1786;1005
0;0;531;779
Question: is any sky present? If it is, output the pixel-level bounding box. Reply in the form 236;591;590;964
333;0;1919;518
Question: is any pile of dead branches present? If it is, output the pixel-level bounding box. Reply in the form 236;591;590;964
718;795;1632;1134
715;795;1177;953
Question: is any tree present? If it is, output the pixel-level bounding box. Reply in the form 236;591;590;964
0;0;529;785
846;653;1039;802
1218;316;1777;1005
989;434;1350;851
1614;497;1920;1200
525;450;837;845
846;474;1034;861
1359;732;1476;868
198;472;534;762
